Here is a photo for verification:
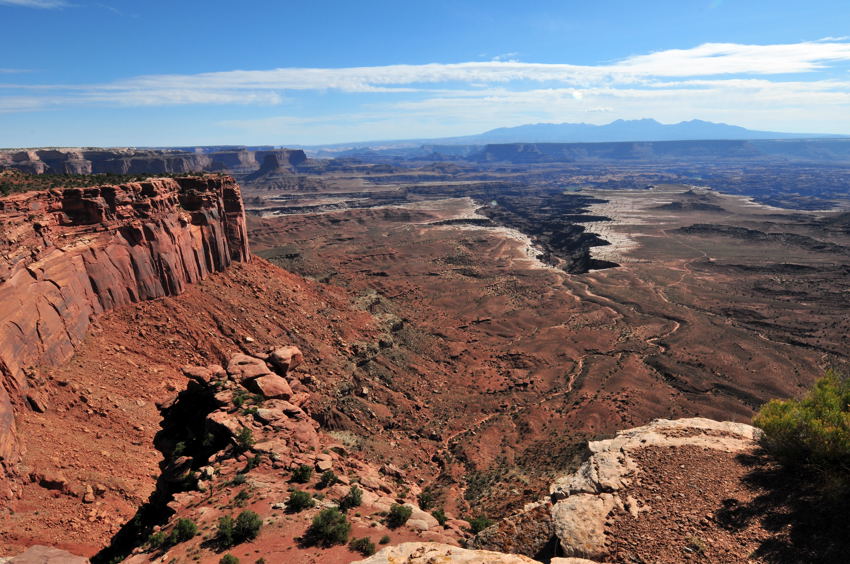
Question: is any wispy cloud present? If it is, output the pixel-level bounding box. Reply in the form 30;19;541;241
2;39;850;140
0;0;69;8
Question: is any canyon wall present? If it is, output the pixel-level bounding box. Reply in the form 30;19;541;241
0;175;250;481
0;148;307;176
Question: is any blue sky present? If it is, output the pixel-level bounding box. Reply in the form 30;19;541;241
1;0;850;147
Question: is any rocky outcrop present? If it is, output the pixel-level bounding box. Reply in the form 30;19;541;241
0;175;249;483
353;542;540;564
0;148;307;176
0;545;89;563
473;418;760;562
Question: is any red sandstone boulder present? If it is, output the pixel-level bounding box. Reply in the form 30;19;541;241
267;345;303;376
247;374;293;399
226;354;272;382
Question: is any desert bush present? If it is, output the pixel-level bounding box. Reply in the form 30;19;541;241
286;489;315;513
168;518;197;545
234;510;263;542
303;507;351;547
469;515;494;534
235;427;254;451
234;488;251;507
338;485;363;512
318;470;338;488
379;534;391;544
146;531;166;550
349;536;376;556
217;515;235;548
292;464;313;483
220;555;239;564
432;508;447;527
754;371;850;492
386;504;412;529
417;487;437;510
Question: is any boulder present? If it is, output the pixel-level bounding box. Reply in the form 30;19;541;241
246;374;292;399
34;470;68;492
226;354;272;382
551;493;616;559
181;365;213;384
267;345;303;375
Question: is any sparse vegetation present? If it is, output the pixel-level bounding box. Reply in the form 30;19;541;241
685;535;707;556
286;489;315;513
417;487;437;510
168;518;198;545
235;427;255;451
338;485;362;512
220;555;239;564
754;371;850;493
146;517;197;551
379;534;391;544
386;504;412;529
432;508;447;527
469;515;494;534
234;510;263;543
318;470;338;489
303;507;351;547
217;515;235;548
292;464;313;483
234;489;251;507
349;536;376;556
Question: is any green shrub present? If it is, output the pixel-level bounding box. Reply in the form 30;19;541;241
291;464;313;483
338;485;362;512
231;473;247;486
754;371;850;492
286;489;315;513
349;536;376;556
386;504;412;529
234;488;251;507
417;487;437;510
318;470;338;488
235;427;254;451
234;510;263;542
244;454;262;472
168;518;197;545
469;515;494;534
303;507;351;547
379;534;391;544
220;555;239;564
217;515;235;548
147;531;166;550
432;508;447;527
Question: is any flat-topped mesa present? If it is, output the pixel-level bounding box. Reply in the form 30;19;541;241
0;147;308;176
0;175;250;483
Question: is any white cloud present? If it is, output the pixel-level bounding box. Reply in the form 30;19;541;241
0;0;68;8
3;39;850;140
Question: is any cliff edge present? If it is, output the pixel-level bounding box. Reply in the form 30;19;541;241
0;175;249;486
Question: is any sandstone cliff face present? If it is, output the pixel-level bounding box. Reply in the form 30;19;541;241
0;175;249;479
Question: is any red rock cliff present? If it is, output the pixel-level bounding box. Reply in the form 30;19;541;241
0;175;249;478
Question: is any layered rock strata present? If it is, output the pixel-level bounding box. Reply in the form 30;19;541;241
0;175;249;482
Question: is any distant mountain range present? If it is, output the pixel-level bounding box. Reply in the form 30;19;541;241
307;119;846;156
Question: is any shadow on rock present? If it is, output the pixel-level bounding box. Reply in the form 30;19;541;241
714;449;850;564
